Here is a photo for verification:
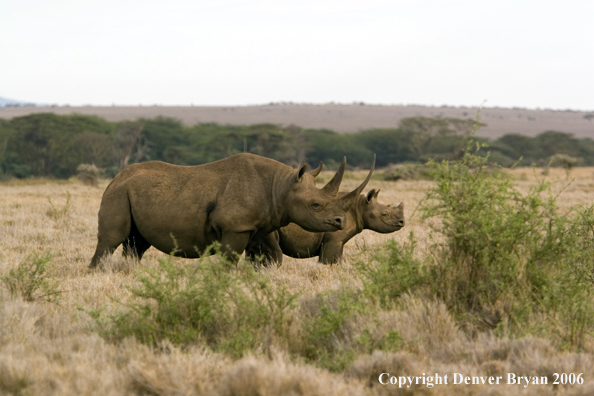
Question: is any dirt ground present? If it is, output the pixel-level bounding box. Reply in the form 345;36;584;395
1;103;592;138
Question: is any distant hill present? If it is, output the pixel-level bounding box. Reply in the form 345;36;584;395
0;103;592;139
0;96;41;107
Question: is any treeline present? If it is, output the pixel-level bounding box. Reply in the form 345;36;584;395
0;113;593;179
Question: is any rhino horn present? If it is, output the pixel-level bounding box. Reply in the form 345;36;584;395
321;157;346;195
341;154;376;208
309;162;324;178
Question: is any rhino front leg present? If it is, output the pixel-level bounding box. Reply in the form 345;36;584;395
319;239;344;265
220;231;251;263
246;232;283;267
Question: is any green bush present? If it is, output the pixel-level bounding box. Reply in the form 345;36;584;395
88;252;298;357
354;143;594;349
357;233;428;309
1;251;61;303
417;143;594;345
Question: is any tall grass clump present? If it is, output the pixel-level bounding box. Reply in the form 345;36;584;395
87;250;298;357
46;191;72;221
1;251;61;303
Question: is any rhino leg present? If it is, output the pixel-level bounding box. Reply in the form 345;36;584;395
122;217;152;260
89;190;132;268
246;232;283;266
219;231;251;263
319;238;344;265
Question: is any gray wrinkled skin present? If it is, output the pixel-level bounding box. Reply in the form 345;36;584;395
89;153;374;267
270;189;404;264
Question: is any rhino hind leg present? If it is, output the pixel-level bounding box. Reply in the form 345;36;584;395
89;242;117;268
122;217;152;260
89;190;133;268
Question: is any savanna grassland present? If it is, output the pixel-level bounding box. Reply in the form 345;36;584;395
2;164;594;396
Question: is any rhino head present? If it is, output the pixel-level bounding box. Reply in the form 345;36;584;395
284;156;375;232
361;189;405;233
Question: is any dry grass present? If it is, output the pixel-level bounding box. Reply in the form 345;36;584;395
1;169;594;395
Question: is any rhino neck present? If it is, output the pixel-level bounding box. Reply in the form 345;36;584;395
271;166;296;229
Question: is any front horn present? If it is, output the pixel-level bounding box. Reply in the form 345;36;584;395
340;154;376;208
321;157;346;195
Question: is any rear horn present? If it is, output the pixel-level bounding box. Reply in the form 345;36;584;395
309;162;324;177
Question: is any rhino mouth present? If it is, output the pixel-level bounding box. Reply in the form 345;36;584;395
382;218;405;230
324;218;345;230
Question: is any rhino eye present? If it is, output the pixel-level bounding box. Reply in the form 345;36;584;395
309;202;323;212
381;213;389;218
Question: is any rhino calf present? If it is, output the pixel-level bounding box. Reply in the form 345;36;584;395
272;189;404;264
89;153;374;267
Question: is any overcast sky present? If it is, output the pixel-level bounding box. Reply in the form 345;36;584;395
1;0;592;110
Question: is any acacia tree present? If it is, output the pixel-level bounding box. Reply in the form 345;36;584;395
549;153;582;177
399;116;483;162
112;122;150;169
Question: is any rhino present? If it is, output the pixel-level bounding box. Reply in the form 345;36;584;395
265;188;404;264
89;153;374;267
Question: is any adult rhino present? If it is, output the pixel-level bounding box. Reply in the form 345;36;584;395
268;189;404;264
89;153;374;267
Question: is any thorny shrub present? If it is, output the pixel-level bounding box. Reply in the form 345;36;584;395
1;251;61;303
87;248;298;357
359;142;594;349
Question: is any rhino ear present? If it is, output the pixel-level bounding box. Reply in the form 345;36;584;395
309;162;323;177
366;189;377;204
293;163;309;183
397;202;404;209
